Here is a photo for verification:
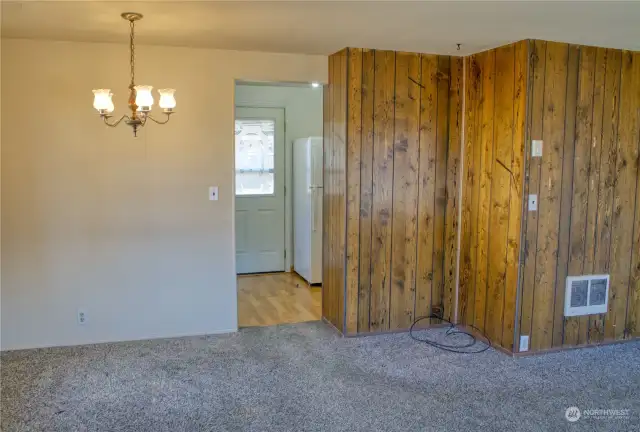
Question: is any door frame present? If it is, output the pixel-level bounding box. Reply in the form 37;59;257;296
234;105;291;273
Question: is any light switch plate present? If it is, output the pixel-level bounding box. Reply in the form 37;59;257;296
209;186;219;201
532;140;543;157
528;194;538;211
519;335;529;352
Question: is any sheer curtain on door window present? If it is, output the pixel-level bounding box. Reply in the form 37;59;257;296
235;119;275;196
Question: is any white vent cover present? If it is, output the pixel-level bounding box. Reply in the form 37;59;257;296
564;275;610;317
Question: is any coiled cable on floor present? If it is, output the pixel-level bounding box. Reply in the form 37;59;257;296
409;315;492;354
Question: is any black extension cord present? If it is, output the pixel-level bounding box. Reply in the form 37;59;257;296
409;314;492;354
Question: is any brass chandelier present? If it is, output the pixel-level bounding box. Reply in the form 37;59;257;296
92;13;176;137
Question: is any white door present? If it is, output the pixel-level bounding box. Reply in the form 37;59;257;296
235;107;286;274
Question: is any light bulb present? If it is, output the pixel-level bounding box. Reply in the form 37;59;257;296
134;85;154;111
92;89;114;113
158;88;176;111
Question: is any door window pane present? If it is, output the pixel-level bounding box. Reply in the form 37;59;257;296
235;119;275;195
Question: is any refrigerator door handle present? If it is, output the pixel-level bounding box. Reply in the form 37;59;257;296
310;187;323;232
311;188;316;232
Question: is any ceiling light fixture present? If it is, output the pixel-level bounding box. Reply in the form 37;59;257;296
92;13;176;137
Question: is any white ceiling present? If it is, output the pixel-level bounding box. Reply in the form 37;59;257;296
2;1;640;56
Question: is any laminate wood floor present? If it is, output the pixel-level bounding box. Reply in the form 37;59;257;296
237;272;322;327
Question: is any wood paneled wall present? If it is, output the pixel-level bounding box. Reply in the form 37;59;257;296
458;41;529;350
325;41;640;353
518;42;640;352
323;48;463;334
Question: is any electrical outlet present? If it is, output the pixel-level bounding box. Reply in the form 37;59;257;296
531;140;543;157
77;309;87;325
519;335;529;352
528;194;538;211
431;305;443;318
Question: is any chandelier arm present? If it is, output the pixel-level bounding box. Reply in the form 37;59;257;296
103;115;130;127
145;113;173;125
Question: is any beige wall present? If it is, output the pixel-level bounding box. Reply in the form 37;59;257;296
0;38;326;350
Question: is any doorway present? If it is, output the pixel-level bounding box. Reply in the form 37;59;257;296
234;81;323;328
234;107;286;274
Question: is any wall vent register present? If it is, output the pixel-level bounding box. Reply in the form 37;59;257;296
564;275;609;317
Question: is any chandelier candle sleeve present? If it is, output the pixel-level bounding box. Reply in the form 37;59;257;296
158;89;176;111
134;85;154;112
91;12;175;137
93;89;114;113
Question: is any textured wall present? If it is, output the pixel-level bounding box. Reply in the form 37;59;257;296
1;38;326;350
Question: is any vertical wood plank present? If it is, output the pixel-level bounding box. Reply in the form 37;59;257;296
390;52;421;329
334;49;347;333
564;46;596;347
322;56;331;324
322;54;335;326
625;52;640;337
519;40;546;343
585;47;608;343
591;49;622;342
415;54;438;321
330;52;340;329
331;52;344;332
459;55;482;325
515;40;535;352
469;54;485;326
444;57;463;322
432;56;450;317
631;154;640;335
474;49;496;332
550;45;580;348
502;41;528;350
531;42;568;351
458;56;473;325
585;47;608;275
358;49;375;333
485;44;515;341
328;52;337;329
370;50;396;331
608;51;640;340
345;48;362;334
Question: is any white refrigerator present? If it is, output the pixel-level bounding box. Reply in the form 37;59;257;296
293;137;323;284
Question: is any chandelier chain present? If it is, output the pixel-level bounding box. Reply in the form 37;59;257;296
129;19;135;89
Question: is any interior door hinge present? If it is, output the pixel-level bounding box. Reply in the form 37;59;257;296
284;250;287;259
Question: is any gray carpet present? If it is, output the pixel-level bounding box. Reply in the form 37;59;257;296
1;321;639;432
